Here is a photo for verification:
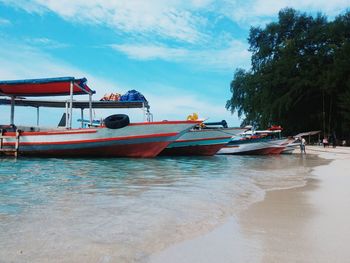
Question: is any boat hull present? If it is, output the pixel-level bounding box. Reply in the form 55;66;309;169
218;138;289;155
161;143;227;156
23;141;171;158
1;121;199;158
160;129;235;156
281;142;300;154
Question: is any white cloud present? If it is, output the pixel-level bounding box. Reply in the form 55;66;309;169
2;0;347;69
111;44;188;61
24;37;69;49
0;18;11;25
2;0;348;39
111;40;251;70
223;0;350;26
2;0;209;43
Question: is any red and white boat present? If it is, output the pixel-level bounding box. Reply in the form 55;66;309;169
160;127;246;156
218;126;289;155
0;77;200;157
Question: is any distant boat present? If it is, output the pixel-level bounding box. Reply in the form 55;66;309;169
0;77;200;157
160;127;246;156
218;127;289;155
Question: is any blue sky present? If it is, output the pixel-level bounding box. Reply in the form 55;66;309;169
0;0;349;127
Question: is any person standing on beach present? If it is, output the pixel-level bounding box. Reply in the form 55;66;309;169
323;137;328;148
332;131;337;148
300;137;306;154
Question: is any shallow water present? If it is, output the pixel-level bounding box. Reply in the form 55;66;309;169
0;154;324;263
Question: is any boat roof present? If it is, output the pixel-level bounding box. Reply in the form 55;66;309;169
0;98;150;109
0;77;95;97
294;130;321;138
242;129;281;135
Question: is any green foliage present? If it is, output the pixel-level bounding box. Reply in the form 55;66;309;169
227;8;350;137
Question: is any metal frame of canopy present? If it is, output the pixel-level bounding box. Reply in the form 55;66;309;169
0;98;152;128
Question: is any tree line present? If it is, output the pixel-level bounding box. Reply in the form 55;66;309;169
226;8;350;139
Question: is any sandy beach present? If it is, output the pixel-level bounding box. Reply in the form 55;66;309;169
150;146;350;263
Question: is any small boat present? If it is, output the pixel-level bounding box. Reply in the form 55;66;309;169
0;77;200;157
160;126;246;156
218;126;289;155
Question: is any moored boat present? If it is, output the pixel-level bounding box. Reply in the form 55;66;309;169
218;127;289;155
0;121;200;157
160;127;245;156
0;77;200;157
160;118;247;156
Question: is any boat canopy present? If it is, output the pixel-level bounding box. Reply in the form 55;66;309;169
0;77;95;97
0;76;152;127
294;131;321;138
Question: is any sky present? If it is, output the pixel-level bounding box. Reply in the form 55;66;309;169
0;0;349;127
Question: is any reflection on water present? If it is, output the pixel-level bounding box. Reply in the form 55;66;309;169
0;155;324;262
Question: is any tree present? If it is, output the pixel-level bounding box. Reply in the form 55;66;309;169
227;8;350;138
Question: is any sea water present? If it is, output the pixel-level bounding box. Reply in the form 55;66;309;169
0;155;324;262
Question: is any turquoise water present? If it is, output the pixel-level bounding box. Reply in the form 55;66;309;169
0;155;323;262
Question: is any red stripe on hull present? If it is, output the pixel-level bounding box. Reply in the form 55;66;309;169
266;147;285;154
222;147;272;155
3;132;178;146
176;136;231;143
160;144;225;156
19;141;171;158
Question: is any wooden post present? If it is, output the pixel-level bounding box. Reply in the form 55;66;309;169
15;130;20;157
143;103;146;122
69;81;74;129
147;109;151;122
65;101;69;128
89;93;93;126
36;107;40;126
0;129;3;149
10;96;15;125
81;108;84;128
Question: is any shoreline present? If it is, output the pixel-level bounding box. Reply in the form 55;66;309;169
149;146;350;263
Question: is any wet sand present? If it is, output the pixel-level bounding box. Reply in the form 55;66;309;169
150;146;350;263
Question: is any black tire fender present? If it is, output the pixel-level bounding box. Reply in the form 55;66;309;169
104;114;130;129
